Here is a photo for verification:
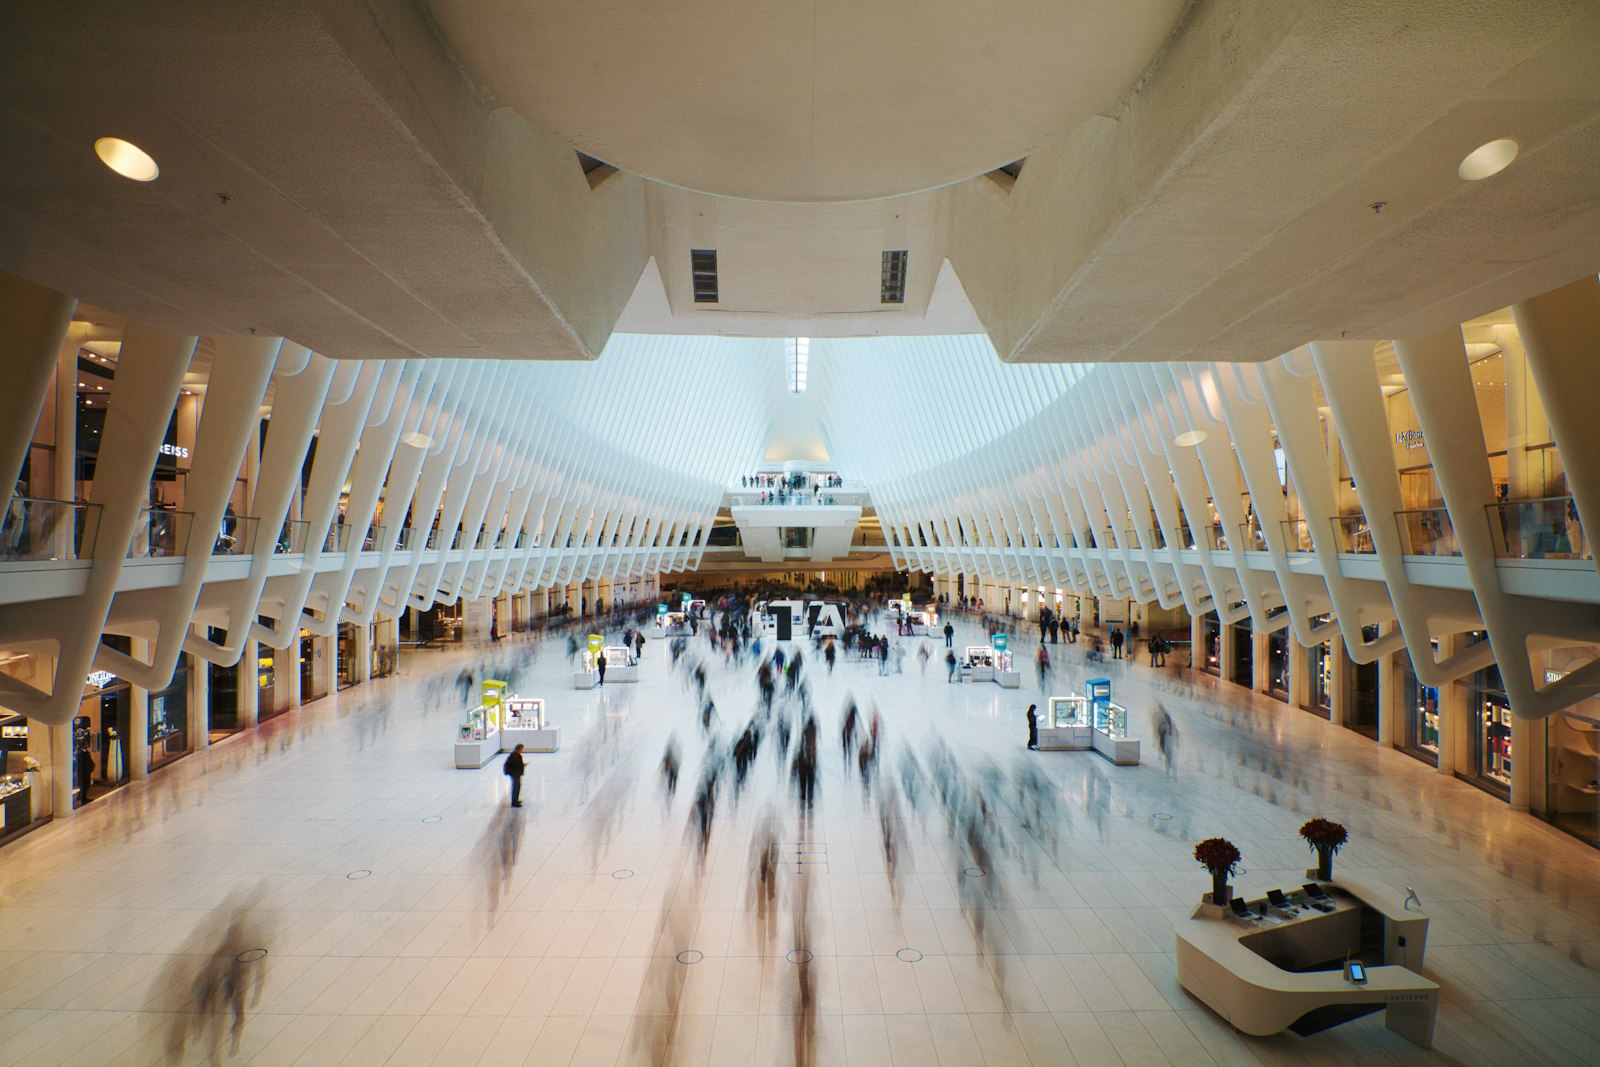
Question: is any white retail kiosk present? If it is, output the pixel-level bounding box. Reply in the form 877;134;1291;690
501;697;559;753
1037;679;1139;764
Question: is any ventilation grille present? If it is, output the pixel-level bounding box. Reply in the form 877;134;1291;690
691;249;719;303
880;250;908;304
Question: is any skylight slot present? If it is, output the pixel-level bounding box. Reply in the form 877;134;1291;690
691;248;719;303
880;250;908;304
786;337;810;393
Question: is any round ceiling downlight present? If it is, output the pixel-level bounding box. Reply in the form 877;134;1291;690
1458;138;1518;181
94;137;159;182
1173;430;1208;447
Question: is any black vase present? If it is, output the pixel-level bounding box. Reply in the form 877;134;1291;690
1315;847;1334;881
1210;869;1230;906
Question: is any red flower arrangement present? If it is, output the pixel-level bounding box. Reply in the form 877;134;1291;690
1299;818;1348;854
1193;837;1241;876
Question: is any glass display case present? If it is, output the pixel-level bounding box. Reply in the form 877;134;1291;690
503;698;544;730
963;647;994;668
1049;696;1089;728
0;771;32;835
454;703;501;768
1093;701;1130;738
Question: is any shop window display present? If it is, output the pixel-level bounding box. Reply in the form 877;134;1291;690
1308;643;1334;720
147;658;190;772
1266;629;1290;699
1547;713;1600;848
1399;649;1440;766
1230;618;1252;688
1200;613;1221;676
1346;623;1381;739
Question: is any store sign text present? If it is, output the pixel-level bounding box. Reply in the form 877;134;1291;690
1394;429;1425;451
158;443;191;460
86;670;117;689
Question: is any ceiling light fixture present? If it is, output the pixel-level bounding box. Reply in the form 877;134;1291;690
1173;430;1207;447
401;432;435;449
1458;138;1518;181
94;137;160;182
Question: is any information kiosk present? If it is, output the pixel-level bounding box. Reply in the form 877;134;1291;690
1176;875;1437;1047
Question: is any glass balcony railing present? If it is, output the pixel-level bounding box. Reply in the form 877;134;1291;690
1146;526;1167;550
1489;496;1590;560
1174;525;1200;550
1395;507;1461;557
1203;524;1229;551
1280;518;1315;553
0;497;102;561
1330;514;1375;554
1122;529;1142;550
211;516;259;556
275;520;309;554
321;524;351;553
1237;523;1268;551
131;508;193;558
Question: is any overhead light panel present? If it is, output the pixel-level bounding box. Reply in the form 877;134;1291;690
1174;430;1207;447
1458;138;1518;181
94;137;159;182
402;432;435;449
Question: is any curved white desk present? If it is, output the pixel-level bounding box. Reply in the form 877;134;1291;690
1176;875;1437;1047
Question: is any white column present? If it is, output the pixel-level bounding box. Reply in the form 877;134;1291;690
1252;631;1271;693
189;655;209;751
239;640;259;729
48;719;74;818
1438;634;1466;778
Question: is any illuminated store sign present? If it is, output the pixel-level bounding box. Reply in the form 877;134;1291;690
1394;429;1424;451
158;443;191;459
86;670;117;689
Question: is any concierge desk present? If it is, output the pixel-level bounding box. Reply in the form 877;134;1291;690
1176;875;1437;1047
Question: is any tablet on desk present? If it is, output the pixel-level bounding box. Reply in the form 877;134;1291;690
1345;960;1368;984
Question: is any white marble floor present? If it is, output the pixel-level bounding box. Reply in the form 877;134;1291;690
2;615;1599;1066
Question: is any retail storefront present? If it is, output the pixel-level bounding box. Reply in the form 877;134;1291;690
337;622;361;690
147;656;190;772
207;627;242;741
1266;628;1291;701
1397;647;1440;766
258;643;287;721
1346;624;1381;739
1229;618;1253;688
78;669;131;804
1199;612;1221;676
371;617;398;679
1307;642;1334;720
1462;642;1513;799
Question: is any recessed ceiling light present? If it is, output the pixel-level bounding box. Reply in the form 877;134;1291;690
1458;138;1518;181
1174;430;1207;447
402;432;435;449
94;137;160;182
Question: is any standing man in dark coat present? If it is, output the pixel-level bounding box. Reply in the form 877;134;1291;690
597;651;608;685
1026;704;1039;751
503;743;526;807
943;621;954;648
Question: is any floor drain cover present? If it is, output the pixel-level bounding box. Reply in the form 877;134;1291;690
675;950;704;965
895;948;924;964
234;948;268;964
786;949;814;965
1151;812;1173;821
346;869;372;880
421;816;442;824
611;869;634;880
962;866;986;878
